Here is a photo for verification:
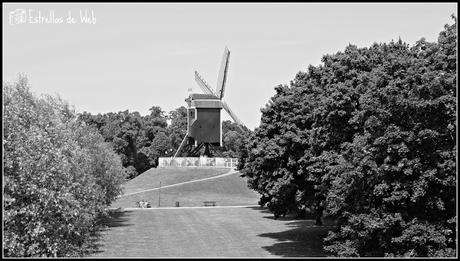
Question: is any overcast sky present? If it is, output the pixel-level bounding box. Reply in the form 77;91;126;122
3;3;457;130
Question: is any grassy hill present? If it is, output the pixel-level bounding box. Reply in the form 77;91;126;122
111;167;260;208
121;167;230;196
95;167;333;258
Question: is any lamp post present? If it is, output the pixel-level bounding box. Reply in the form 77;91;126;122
158;181;161;207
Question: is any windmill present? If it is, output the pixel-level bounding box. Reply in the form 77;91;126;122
174;47;246;157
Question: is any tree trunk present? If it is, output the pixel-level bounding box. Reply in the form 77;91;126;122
315;204;324;226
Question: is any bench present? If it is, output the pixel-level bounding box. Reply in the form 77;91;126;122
203;201;216;207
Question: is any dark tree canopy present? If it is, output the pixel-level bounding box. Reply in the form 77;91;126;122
79;109;171;178
168;106;188;153
239;17;456;257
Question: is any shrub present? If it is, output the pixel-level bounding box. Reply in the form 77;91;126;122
3;75;126;257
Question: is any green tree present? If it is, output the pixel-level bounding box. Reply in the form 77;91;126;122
323;17;457;257
239;16;456;257
221;120;251;158
3;75;126;257
79;106;170;178
167;106;188;155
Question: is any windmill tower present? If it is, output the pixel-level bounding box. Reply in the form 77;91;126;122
174;47;246;157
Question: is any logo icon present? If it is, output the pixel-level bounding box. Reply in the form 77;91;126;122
9;9;27;25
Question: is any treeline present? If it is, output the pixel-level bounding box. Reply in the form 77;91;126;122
3;76;126;257
78;105;249;179
238;17;456;257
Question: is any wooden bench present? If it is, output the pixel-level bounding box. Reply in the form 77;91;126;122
203;201;216;207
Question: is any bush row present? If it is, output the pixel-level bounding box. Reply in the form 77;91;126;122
3;76;127;257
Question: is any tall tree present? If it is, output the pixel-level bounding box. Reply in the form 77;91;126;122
239;16;456;257
3;75;126;257
167;106;188;154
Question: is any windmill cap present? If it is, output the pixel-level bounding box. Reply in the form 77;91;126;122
189;93;219;100
191;99;223;109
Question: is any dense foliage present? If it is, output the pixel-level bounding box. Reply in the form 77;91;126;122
79;106;170;179
239;17;456;257
79;108;250;179
3;76;127;257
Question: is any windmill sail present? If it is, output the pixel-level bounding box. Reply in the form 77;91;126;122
193;48;246;131
222;100;245;131
216;47;230;99
195;71;217;96
173;133;189;158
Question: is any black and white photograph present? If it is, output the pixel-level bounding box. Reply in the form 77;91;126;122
2;2;458;258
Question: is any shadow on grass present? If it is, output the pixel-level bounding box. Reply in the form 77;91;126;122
247;206;333;257
85;210;134;256
100;210;134;228
246;206;305;221
258;221;332;257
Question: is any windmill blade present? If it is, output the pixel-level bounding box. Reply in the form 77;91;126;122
216;47;230;99
222;100;245;131
194;71;218;97
173;133;188;158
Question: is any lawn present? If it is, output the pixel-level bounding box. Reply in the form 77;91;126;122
111;171;260;208
121;167;231;196
94;168;333;257
91;207;334;257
